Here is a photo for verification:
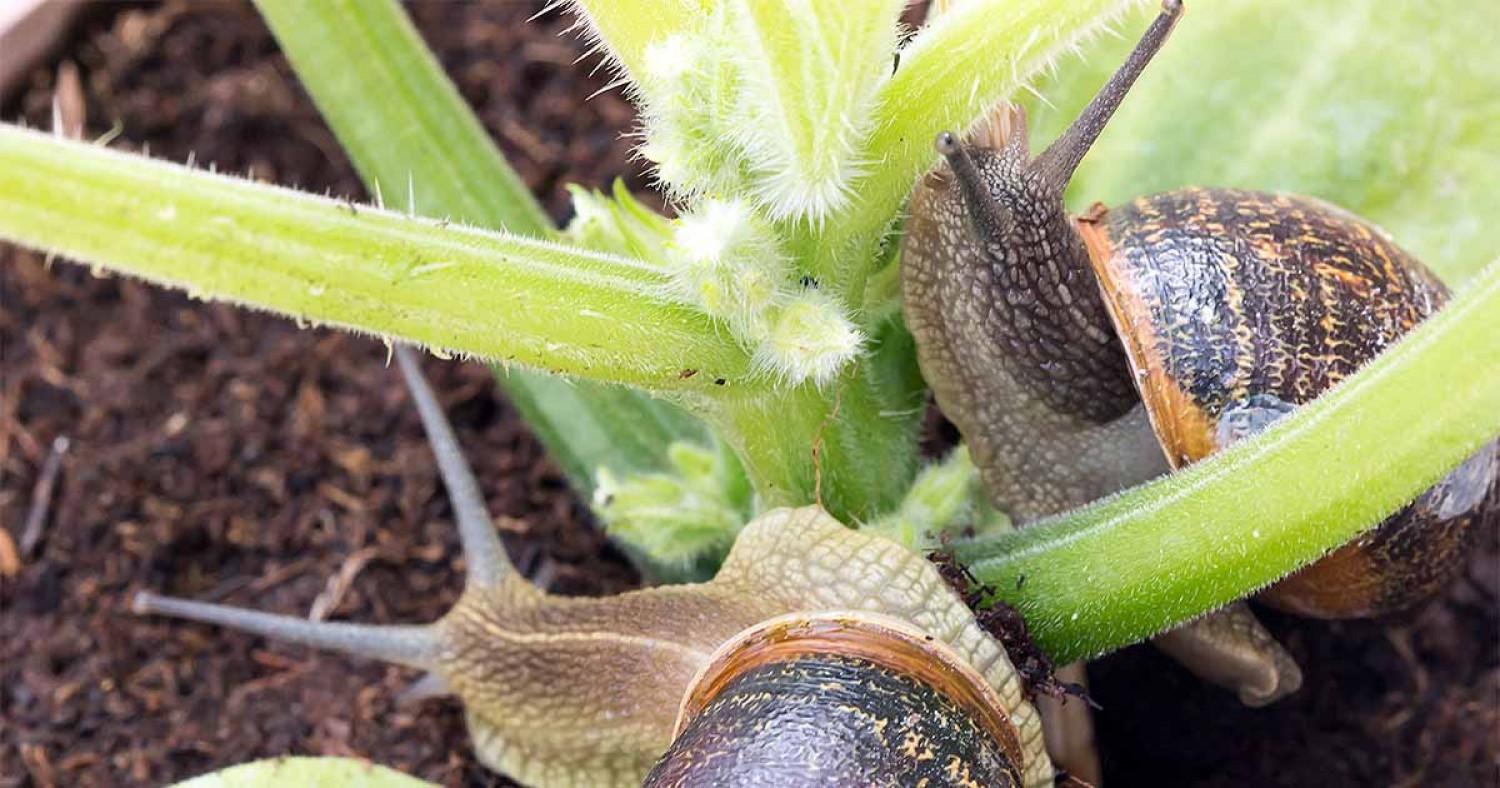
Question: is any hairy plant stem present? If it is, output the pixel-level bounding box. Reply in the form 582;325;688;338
255;0;712;493
803;0;1145;300
705;371;922;523
0;127;749;391
570;0;704;86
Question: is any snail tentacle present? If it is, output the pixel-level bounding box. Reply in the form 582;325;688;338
130;591;441;669
394;345;514;588
1034;0;1183;185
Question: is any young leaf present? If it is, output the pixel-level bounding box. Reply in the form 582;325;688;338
862;446;1011;552
727;0;906;222
817;0;1143;283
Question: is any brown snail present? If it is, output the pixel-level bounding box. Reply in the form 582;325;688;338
134;347;1056;788
902;0;1497;714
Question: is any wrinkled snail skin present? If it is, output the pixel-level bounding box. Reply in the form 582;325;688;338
900;0;1498;717
135;347;1055;788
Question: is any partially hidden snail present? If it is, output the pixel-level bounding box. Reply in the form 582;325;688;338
902;0;1497;717
134;346;1058;788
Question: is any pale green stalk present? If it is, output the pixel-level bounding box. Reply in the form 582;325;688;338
956;261;1500;663
0;127;749;391
708;368;923;522
255;0;711;491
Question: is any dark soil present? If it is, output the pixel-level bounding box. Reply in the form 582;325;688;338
1;2;1496;787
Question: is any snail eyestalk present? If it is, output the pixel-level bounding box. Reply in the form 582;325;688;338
935;130;1011;241
131;591;440;669
1035;0;1184;185
130;348;502;671
394;345;514;588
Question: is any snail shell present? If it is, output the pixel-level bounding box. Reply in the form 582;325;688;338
1079;187;1499;616
646;612;1029;787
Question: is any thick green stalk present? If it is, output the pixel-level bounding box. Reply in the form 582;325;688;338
704;321;927;522
726;0;906;223
0;127;750;392
709;378;920;524
255;0;711;490
955;261;1500;663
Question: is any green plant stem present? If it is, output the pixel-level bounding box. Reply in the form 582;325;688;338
699;320;926;522
0;127;750;392
255;0;713;492
955;260;1500;663
710;380;916;523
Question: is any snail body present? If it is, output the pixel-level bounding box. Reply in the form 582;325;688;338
901;0;1497;707
135;348;1053;788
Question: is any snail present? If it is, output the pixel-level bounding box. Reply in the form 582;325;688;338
134;346;1057;788
902;0;1497;715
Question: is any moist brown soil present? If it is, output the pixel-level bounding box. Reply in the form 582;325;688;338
1;3;1496;787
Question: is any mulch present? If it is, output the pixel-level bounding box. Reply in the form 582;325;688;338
1;2;1495;786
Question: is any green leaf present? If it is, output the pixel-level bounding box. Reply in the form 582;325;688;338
0;127;750;392
255;0;714;496
563;180;674;263
502;375;713;496
1027;0;1500;286
169;757;437;788
955;261;1500;664
595;441;751;569
254;0;549;236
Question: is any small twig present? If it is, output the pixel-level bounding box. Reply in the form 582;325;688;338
309;547;378;622
52;60;86;140
20;435;69;557
225;662;314;710
0;526;20;578
211;556;315;602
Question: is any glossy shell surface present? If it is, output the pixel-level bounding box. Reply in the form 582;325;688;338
1080;187;1497;616
644;613;1031;787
